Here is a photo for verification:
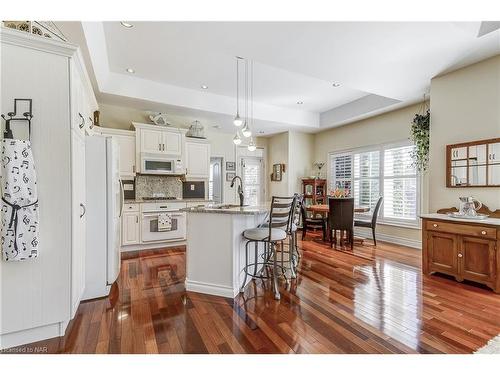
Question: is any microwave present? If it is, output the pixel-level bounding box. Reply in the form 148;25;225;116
141;154;184;175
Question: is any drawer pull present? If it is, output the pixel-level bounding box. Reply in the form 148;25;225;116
458;253;463;258
481;230;487;235
433;224;438;228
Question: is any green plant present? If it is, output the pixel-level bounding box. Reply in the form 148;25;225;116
410;109;430;172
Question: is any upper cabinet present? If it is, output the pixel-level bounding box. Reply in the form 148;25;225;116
95;127;136;179
185;139;211;179
134;123;183;156
447;138;500;187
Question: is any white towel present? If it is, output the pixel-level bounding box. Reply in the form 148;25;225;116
157;213;172;232
1;139;39;261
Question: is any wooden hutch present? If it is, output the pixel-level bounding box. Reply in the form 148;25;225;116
302;178;327;206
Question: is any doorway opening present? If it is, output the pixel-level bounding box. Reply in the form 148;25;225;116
209;157;223;204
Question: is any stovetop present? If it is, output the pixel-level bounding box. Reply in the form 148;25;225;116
141;197;178;201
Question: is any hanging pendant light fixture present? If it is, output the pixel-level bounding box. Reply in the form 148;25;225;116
242;59;252;137
233;57;243;127
247;137;256;152
233;132;242;145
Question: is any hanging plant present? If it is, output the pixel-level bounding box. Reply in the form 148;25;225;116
410;108;430;173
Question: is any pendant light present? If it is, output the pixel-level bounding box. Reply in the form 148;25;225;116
242;59;252;137
247;137;256;151
233;132;242;145
233;57;243;127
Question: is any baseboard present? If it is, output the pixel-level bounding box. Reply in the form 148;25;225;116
354;228;422;249
121;240;186;252
0;321;67;351
185;279;237;298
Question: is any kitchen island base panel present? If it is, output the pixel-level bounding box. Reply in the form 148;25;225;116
185;211;268;298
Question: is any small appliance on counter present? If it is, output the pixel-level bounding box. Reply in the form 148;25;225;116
183;181;205;199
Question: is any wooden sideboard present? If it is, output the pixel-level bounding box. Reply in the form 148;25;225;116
421;212;500;293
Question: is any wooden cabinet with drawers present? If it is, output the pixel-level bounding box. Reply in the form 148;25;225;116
422;214;500;293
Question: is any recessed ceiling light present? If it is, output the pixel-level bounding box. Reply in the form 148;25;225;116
120;22;134;28
297;101;304;105
332;83;341;87
201;84;208;89
126;68;135;74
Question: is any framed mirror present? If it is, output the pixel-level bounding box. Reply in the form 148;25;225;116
447;138;500;187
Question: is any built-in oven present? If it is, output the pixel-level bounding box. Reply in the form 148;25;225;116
141;154;184;175
141;202;186;242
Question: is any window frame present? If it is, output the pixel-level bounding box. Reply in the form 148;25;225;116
328;140;421;229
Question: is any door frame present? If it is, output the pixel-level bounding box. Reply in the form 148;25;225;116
209;156;224;204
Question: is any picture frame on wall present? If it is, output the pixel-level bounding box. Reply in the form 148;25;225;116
226;172;236;182
226;161;236;171
271;163;283;181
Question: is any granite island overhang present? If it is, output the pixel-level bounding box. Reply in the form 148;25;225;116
181;204;270;298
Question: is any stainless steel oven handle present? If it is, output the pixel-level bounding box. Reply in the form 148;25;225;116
119;179;124;218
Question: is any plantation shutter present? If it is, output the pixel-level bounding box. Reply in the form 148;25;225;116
353;150;380;211
329;152;353;192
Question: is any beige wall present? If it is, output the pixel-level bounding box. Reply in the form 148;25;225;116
267;132;290;197
313;103;425;243
288;131;315;195
429;55;500;212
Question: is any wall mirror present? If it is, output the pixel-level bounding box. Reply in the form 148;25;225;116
447;138;500;187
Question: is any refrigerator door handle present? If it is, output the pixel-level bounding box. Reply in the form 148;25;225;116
119;179;124;218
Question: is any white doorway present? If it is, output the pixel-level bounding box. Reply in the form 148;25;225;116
240;156;264;206
209;157;223;203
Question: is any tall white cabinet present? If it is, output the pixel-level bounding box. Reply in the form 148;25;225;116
95;127;136;179
185;139;211;179
0;28;97;349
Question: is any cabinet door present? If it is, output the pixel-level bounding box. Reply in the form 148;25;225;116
427;232;459;277
140;128;163;153
116;135;136;178
459;236;496;284
71;130;86;318
71;64;85;136
163;131;182;155
122;212;140;246
185;141;210;178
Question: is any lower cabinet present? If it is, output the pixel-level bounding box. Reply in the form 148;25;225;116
122;205;140;246
422;218;499;293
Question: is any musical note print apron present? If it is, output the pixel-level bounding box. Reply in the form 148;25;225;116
1;139;39;261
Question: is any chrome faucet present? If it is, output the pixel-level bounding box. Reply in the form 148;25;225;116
230;175;245;207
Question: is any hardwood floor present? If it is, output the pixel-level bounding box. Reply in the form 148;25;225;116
7;233;500;354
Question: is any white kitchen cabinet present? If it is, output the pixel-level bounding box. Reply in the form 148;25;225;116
96;127;136;179
71;129;86;318
0;28;97;349
185;140;211;178
122;212;141;246
140;127;164;154
164;131;182;155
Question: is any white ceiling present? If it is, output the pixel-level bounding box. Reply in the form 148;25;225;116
59;21;500;135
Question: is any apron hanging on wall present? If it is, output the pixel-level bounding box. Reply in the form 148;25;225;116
1;139;39;261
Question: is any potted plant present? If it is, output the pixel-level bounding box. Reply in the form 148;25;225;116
410;109;430;172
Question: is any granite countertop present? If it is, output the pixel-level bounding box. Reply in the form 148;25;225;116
124;198;213;204
182;204;270;215
420;213;500;226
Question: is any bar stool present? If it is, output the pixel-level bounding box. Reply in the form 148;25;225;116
240;196;297;300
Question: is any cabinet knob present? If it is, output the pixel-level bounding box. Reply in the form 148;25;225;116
481;230;487;235
433;223;438;228
458;253;463;258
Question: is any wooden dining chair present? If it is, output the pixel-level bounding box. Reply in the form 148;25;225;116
327;197;354;250
300;203;327;241
354;196;383;246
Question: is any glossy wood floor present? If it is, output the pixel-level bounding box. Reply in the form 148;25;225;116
11;233;500;354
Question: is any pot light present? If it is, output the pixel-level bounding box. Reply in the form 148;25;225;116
120;22;134;28
233;132;242;145
297;101;304;105
201;84;208;89
126;68;135;74
332;83;341;87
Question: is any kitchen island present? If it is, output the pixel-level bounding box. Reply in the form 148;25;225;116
182;204;269;298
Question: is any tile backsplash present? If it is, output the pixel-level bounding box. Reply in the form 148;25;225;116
135;175;182;199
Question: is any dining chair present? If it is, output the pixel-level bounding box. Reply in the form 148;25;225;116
354;196;383;246
241;196;297;300
327;197;354;250
300;203;327;241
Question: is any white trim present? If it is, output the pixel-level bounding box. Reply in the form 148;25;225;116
121;240;186;252
354;227;422;249
185;279;237;298
0;321;68;350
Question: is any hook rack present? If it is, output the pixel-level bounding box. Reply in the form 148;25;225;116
1;98;33;140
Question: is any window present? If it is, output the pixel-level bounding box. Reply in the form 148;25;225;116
328;142;419;227
241;157;264;206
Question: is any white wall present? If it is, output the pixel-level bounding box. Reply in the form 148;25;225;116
429;55;500;212
267;132;290;197
288;131;315;195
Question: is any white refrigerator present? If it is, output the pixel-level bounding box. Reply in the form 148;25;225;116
83;135;123;300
